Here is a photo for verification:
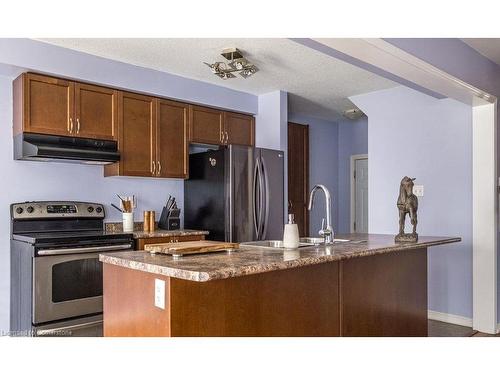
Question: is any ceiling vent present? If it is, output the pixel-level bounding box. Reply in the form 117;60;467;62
342;108;364;120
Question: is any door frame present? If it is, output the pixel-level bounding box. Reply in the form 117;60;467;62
350;154;368;233
287;122;310;236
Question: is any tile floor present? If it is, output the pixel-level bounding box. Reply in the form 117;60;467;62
428;319;499;337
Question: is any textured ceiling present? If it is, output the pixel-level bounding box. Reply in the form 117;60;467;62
462;39;500;66
36;38;398;120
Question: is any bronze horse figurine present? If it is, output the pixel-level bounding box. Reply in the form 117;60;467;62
396;176;418;241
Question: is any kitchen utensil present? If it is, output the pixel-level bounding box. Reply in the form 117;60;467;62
111;203;123;213
159;195;181;230
145;240;239;257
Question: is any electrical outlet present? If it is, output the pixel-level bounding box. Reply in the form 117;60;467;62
413;185;424;197
154;278;165;309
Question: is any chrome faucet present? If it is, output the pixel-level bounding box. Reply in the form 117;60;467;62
307;184;334;244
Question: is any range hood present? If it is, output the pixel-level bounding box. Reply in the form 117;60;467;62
14;133;120;165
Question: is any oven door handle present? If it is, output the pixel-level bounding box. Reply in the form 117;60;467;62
37;243;133;256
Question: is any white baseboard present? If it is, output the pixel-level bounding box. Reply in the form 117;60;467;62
428;310;472;327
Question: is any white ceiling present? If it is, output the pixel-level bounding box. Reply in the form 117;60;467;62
36;38;398;120
462;39;500;66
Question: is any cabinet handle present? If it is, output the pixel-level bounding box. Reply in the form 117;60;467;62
220;130;223;144
152;160;156;176
76;118;81;134
225;131;229;144
157;161;161;176
69;118;73;134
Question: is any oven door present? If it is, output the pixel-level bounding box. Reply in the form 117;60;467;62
33;243;132;324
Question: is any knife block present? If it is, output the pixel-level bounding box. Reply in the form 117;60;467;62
159;206;181;230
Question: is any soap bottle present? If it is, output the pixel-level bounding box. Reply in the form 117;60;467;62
283;214;299;248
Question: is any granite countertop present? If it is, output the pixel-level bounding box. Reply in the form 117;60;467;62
104;222;209;239
99;233;460;282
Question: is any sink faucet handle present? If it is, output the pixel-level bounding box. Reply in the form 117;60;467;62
319;218;332;238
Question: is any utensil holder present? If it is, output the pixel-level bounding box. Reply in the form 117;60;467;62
122;212;134;232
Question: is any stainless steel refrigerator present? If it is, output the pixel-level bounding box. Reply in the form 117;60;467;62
184;145;284;242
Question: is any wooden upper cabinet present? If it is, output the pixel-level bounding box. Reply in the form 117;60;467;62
224;112;255;146
156;99;189;178
188;105;254;146
189;105;224;145
14;73;118;140
108;92;156;177
74;83;118;140
14;73;74;137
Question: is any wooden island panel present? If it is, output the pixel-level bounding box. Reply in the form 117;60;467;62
170;261;340;337
103;264;171;337
104;262;340;337
340;248;428;337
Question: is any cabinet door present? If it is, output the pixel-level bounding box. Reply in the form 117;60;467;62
74;83;118;140
224;112;255;146
22;73;74;137
157;99;189;178
119;92;156;177
189;105;223;145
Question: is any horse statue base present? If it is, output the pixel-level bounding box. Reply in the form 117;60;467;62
395;232;418;243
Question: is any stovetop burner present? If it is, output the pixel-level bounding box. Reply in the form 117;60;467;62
12;230;133;246
10;201;133;247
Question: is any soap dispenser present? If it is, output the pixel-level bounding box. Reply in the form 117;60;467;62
283;214;300;248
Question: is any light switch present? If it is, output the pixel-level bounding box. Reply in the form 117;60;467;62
413;185;424;197
154;278;165;309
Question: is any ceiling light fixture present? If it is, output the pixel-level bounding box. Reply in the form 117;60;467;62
343;108;365;120
204;48;258;80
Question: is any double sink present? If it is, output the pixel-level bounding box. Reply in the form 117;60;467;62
242;237;351;250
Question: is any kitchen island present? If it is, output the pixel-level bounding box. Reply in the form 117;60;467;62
99;233;460;337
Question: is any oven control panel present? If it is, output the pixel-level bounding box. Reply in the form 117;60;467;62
11;201;105;220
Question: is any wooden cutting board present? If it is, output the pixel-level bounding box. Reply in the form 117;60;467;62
145;240;239;257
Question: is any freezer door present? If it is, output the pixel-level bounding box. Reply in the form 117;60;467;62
227;145;257;242
184;149;226;241
259;148;285;241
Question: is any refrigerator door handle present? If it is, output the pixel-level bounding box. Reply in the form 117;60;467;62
253;157;261;239
257;157;265;240
257;157;266;239
260;156;270;240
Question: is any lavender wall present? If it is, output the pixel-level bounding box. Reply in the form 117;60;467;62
256;91;288;221
288;114;339;235
337;117;368;233
385;38;500;323
351;86;473;319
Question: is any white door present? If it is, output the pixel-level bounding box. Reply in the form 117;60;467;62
354;158;368;233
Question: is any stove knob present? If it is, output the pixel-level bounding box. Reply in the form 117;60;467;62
96;207;103;214
15;207;23;214
26;206;34;214
87;206;94;213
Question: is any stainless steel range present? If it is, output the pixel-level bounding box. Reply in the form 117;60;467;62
10;201;134;337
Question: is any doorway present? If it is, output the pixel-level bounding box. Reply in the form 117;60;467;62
287;122;309;236
350;154;368;233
